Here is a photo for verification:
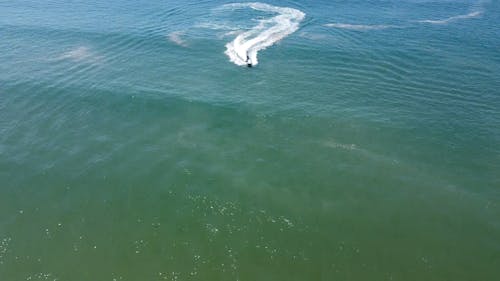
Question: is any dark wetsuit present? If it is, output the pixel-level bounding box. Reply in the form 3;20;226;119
246;55;252;67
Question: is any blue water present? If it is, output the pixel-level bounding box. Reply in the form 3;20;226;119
1;0;499;280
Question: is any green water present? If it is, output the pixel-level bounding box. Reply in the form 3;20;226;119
1;0;500;280
1;87;499;280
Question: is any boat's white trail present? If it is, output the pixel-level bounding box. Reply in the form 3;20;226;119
222;2;305;66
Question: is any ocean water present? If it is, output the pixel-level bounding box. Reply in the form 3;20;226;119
1;0;499;280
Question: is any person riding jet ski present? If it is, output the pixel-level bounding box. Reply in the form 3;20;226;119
246;54;252;67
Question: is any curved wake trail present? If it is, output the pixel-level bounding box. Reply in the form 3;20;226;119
222;2;305;66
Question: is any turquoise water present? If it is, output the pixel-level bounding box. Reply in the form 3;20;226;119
1;0;499;280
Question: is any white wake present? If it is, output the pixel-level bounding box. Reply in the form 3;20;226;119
222;2;305;66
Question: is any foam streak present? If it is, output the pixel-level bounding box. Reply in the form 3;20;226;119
418;11;482;24
169;31;188;47
325;23;393;31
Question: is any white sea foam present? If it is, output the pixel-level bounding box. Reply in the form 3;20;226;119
418;10;482;24
323;140;357;151
168;31;188;47
222;2;305;66
195;22;241;31
216;30;241;40
298;32;328;40
325;23;393;31
55;46;102;63
58;46;92;61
